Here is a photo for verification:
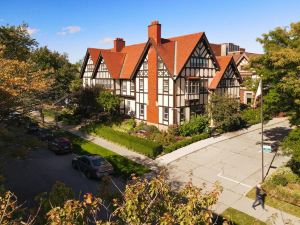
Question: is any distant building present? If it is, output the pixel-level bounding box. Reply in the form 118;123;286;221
80;21;242;129
211;43;260;105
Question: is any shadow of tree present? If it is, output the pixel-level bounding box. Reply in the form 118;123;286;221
255;126;291;152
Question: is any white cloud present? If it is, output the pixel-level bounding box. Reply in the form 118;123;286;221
26;27;39;35
57;25;81;35
99;37;114;45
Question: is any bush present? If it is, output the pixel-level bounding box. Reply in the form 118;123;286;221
164;133;209;153
149;131;176;147
112;118;136;133
83;124;163;158
266;167;299;186
134;122;160;134
178;115;209;136
241;107;261;126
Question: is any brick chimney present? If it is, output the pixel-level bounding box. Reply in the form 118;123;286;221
148;21;161;45
113;38;125;52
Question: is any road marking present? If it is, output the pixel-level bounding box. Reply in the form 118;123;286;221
217;172;252;188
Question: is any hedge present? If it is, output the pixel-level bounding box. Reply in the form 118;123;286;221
164;133;209;153
84;124;163;158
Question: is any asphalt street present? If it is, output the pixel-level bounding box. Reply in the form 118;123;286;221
4;148;124;206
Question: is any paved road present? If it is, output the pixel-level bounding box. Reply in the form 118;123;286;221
4;148;124;206
166;118;300;224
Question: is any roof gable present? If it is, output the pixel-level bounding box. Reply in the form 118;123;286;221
209;56;242;89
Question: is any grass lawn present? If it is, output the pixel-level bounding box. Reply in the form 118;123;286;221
246;187;300;218
217;207;266;225
57;131;150;179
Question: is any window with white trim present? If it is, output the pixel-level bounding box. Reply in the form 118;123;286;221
163;107;168;121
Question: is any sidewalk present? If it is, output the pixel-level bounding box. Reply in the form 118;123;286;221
214;196;300;225
156;117;288;165
60;124;159;171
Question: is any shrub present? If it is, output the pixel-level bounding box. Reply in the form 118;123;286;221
164;133;209;153
84;124;163;158
149;131;176;147
266;167;299;186
135;122;160;134
112;118;136;133
178;115;209;136
241;107;261;126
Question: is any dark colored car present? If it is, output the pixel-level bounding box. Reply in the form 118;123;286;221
26;122;39;134
37;128;54;141
48;137;72;154
72;155;114;179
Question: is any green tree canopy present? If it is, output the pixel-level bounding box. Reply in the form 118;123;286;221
250;21;300;125
208;94;242;132
0;23;37;61
30;46;79;102
97;91;121;114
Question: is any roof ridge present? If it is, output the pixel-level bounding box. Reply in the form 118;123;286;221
166;32;204;40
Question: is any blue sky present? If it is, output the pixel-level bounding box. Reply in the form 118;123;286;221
1;0;299;63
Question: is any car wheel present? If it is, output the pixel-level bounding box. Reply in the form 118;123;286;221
72;162;77;169
85;171;91;179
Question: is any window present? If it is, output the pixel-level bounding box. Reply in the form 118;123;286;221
200;79;208;92
180;108;185;122
130;81;135;92
163;79;168;93
122;81;127;95
139;79;144;91
188;81;199;94
140;104;144;116
163;107;168;121
246;93;253;104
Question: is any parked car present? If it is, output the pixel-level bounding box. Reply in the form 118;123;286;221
48;137;72;154
26;122;39;134
37;128;54;141
72;155;114;179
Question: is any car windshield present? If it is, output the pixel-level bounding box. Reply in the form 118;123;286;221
91;158;105;166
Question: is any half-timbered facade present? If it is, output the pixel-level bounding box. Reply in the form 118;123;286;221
80;21;242;129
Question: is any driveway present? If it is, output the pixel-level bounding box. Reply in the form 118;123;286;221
4;148;124;206
165;118;291;213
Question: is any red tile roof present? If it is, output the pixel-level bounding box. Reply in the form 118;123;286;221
87;48;102;65
209;56;241;89
210;43;222;56
87;32;220;80
120;43;146;79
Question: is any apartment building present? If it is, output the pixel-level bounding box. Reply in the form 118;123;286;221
80;21;242;128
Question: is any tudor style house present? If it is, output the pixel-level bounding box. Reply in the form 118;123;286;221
210;42;260;105
80;21;242;129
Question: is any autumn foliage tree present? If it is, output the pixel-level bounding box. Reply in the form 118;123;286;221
46;172;222;224
0;45;52;120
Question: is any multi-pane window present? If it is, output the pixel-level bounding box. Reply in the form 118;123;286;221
246;93;252;104
130;81;135;95
163;107;168;121
186;81;199;94
140;104;144;116
200;79;208;92
139;79;144;91
122;81;127;95
163;79;169;93
190;57;209;68
180;108;185;122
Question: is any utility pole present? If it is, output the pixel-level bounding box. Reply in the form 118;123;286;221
261;79;264;182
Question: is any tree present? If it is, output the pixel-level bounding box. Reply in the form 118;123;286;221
250;21;300;125
0;45;52;120
97;91;121;114
30;46;79;102
208;94;242;132
46;171;222;224
0;23;37;61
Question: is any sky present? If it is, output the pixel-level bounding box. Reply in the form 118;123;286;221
0;0;299;63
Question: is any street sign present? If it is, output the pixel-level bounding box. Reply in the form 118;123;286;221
263;145;272;153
